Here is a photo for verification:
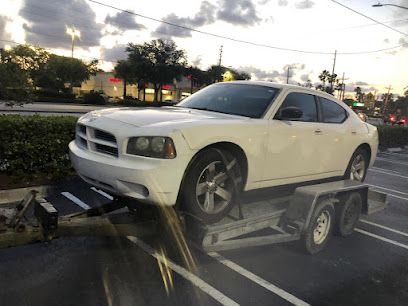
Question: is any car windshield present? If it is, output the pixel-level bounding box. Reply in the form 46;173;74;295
177;83;279;118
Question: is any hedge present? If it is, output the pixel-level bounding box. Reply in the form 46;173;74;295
0;115;407;183
0;115;77;178
377;125;408;149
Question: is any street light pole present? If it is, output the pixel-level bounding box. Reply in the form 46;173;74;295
372;2;408;9
66;26;81;58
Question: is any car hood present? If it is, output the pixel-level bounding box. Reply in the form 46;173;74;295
84;107;244;127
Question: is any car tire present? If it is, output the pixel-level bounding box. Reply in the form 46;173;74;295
334;192;362;237
344;148;369;182
303;199;335;255
181;149;242;224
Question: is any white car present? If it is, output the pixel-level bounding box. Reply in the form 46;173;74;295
69;81;378;223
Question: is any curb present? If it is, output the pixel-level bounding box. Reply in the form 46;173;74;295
0;185;55;206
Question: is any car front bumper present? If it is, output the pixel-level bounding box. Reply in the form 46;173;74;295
69;140;187;206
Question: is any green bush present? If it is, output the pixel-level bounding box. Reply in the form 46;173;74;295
33;89;78;103
0;115;77;179
83;92;106;105
377;125;408;149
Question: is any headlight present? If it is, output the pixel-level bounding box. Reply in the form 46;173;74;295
127;136;176;159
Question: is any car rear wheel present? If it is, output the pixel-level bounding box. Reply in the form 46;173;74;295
344;148;369;182
181;149;242;224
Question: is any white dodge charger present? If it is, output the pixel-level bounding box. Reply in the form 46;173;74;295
69;81;378;223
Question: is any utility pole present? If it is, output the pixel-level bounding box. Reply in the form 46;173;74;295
330;50;337;92
286;66;290;84
217;45;223;82
382;85;393;114
218;45;223;67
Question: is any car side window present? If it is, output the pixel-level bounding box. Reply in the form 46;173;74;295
320;98;348;123
275;92;317;122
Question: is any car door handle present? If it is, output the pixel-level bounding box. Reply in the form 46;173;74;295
314;129;322;134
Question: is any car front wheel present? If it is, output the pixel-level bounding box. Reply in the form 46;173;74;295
181;149;242;224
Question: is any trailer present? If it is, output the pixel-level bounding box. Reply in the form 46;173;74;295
0;180;387;254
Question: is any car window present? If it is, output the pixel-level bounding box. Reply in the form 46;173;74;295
320;98;348;123
275;92;317;122
178;84;279;118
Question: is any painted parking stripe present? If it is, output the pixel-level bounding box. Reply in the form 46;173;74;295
90;187;114;200
208;252;310;306
367;184;408;196
375;157;408;166
61;192;91;210
360;219;408;238
355;228;408;251
126;237;239;306
369;168;408;179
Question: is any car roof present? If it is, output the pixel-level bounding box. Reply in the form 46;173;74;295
217;80;340;102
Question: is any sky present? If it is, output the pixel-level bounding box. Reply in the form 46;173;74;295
0;0;407;97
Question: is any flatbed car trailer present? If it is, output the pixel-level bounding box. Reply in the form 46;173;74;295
0;180;387;254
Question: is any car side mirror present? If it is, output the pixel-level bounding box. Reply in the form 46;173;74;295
277;106;303;120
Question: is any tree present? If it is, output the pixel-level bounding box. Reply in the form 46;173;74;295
364;92;376;109
354;87;365;103
0;47;33;102
207;65;225;83
35;55;98;92
114;60;135;99
316;70;340;95
126;39;186;102
185;66;210;94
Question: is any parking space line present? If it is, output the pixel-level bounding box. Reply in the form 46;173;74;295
90;187;114;200
367;184;408;196
126;236;239;306
360;219;408;238
61;192;91;210
208;252;310;306
375;157;408;166
355;228;408;251
369;168;408;179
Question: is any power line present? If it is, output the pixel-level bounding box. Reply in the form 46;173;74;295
87;0;405;55
329;0;408;36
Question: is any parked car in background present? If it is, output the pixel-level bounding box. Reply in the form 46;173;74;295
384;114;407;126
356;111;368;122
69;81;379;223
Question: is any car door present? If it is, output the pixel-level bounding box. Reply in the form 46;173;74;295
262;91;325;186
317;97;352;173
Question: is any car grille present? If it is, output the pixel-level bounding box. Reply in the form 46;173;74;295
76;124;118;157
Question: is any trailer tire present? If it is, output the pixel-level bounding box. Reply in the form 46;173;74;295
334;192;362;237
303;199;335;254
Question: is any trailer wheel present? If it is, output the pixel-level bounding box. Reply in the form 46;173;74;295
303;199;335;254
334;192;362;237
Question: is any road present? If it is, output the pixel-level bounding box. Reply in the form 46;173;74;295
1;151;408;305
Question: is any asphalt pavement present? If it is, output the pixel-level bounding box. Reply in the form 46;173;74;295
1;152;408;306
0;102;109;116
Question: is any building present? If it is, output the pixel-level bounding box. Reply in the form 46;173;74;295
75;72;199;102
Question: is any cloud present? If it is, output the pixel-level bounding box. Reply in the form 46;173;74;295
100;44;127;62
399;38;408;48
19;0;102;49
217;0;261;26
355;81;368;86
300;73;310;82
104;11;145;32
278;0;289;6
0;15;12;45
191;55;202;67
154;1;216;38
295;0;315;9
239;66;280;81
383;38;390;43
